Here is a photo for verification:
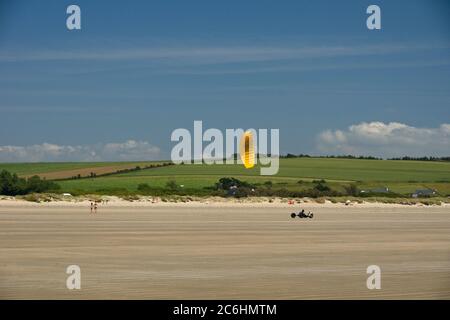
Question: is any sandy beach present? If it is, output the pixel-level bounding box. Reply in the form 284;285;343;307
0;200;449;299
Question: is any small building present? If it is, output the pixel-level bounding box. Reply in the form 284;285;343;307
412;189;436;198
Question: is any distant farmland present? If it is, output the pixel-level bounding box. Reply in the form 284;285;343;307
1;158;449;197
0;161;167;179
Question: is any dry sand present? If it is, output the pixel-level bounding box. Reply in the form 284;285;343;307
0;201;449;299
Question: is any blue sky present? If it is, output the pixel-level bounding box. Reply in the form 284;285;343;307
0;0;449;161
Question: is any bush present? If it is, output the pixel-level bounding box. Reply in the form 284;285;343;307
26;175;60;193
166;180;179;191
0;170;60;196
314;182;330;192
0;170;26;195
343;184;360;196
233;187;253;198
137;183;151;192
215;177;254;190
121;194;140;202
263;181;273;188
23;193;41;202
214;177;257;198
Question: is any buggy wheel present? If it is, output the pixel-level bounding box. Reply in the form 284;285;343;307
309;213;314;218
290;213;297;218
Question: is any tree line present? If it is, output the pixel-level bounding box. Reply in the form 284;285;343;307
281;154;450;161
0;170;60;196
388;156;450;162
282;154;381;160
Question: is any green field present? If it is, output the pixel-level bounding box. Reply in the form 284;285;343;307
2;158;447;197
116;158;450;182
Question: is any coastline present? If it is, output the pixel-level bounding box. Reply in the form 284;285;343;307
1;195;449;208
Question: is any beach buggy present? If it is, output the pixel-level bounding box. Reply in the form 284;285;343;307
290;209;314;219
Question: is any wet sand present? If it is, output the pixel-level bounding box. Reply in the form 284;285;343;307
0;204;449;299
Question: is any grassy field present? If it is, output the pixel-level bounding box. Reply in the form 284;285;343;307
2;158;447;197
3;158;450;182
115;158;450;182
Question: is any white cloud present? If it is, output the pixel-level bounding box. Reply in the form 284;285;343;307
0;140;161;162
316;122;450;158
0;43;424;64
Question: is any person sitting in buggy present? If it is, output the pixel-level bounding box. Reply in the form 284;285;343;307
298;209;307;218
290;209;314;219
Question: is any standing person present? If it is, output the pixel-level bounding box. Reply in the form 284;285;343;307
94;202;98;214
90;202;94;213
